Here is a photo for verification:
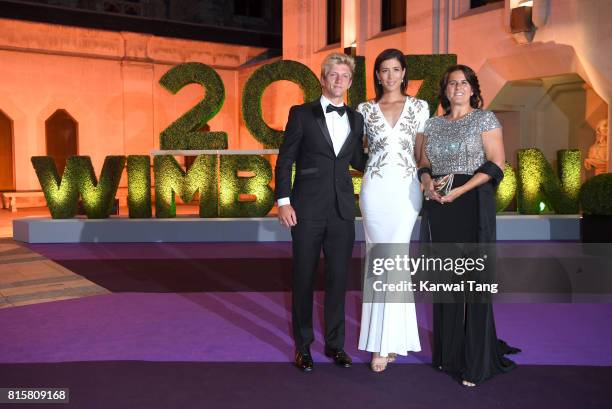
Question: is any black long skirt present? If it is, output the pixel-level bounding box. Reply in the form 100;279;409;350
423;174;516;384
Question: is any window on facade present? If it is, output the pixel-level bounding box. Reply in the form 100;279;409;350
234;0;264;18
124;5;139;15
327;0;341;45
470;0;503;9
102;0;143;16
103;1;120;13
0;110;14;191
381;0;406;31
45;110;78;175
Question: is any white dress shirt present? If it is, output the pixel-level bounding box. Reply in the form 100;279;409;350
320;95;351;156
277;95;350;207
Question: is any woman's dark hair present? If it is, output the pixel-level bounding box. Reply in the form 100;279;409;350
373;49;408;102
438;64;484;115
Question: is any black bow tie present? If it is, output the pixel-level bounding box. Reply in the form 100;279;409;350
326;104;346;116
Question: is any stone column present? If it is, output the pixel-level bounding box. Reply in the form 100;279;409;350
607;103;612;173
120;33;155;156
282;0;312;65
405;0;434;54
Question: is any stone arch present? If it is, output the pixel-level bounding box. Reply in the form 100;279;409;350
477;44;591;108
479;44;608;175
45;110;79;175
0;110;14;191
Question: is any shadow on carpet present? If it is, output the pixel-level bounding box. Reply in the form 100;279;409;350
54;258;364;292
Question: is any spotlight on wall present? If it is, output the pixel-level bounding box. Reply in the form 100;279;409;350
344;42;357;57
511;3;535;43
509;0;549;44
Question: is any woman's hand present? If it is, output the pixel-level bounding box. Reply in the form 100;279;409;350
440;187;464;203
421;176;442;203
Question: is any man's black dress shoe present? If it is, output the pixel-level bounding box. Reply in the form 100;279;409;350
324;348;352;367
295;350;314;372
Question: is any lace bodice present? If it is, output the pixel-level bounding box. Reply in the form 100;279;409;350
357;97;429;180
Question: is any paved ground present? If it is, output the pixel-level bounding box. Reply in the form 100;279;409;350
0;203;272;307
0;238;109;308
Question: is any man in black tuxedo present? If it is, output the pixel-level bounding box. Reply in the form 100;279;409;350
275;53;367;372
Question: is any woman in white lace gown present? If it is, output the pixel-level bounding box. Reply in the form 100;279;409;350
357;49;429;372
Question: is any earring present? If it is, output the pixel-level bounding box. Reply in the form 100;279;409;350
377;79;381;85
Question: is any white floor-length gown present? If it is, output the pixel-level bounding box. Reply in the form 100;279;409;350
357;97;429;357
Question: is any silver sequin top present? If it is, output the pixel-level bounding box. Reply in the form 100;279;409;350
424;109;501;175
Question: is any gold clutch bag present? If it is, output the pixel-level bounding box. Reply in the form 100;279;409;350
433;174;454;196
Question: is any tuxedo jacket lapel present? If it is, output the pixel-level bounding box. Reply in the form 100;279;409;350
337;108;357;158
312;103;335;155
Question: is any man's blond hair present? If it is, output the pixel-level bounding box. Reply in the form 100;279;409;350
320;53;355;78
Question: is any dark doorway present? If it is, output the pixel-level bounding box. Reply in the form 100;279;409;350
0;110;14;191
45;110;78;175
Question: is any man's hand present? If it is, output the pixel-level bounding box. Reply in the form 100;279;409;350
278;204;297;227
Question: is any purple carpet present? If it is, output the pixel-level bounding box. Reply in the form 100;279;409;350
1;242;610;409
1;292;611;365
7;242;610;366
2;362;611;409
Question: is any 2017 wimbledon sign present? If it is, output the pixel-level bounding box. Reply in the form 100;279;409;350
30;57;585;219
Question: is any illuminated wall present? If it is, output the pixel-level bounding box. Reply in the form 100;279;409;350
282;0;611;171
0;18;270;192
1;0;611;215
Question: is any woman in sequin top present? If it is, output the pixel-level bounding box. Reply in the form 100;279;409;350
418;65;519;387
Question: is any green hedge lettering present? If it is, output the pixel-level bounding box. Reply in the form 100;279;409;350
154;155;218;218
242;60;321;148
159;62;227;149
219;155;274;217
